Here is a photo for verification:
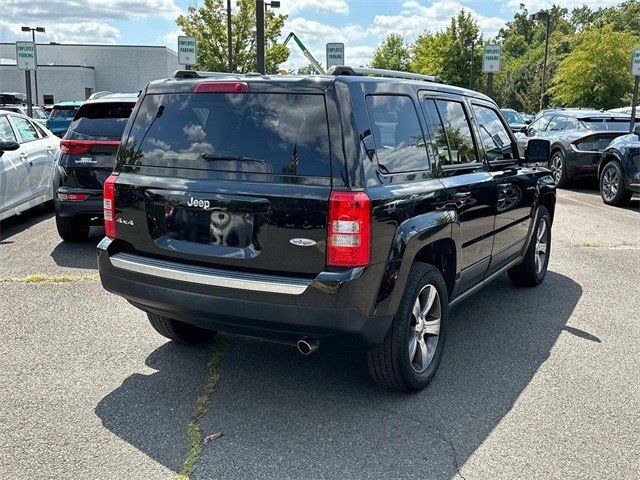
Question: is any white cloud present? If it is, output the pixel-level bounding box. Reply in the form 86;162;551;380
506;0;621;11
279;0;349;15
2;0;183;21
0;20;120;44
373;1;506;41
161;28;185;49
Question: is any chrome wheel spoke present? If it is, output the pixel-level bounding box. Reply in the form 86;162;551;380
420;286;437;318
423;318;440;336
416;337;428;370
412;298;421;321
408;283;442;373
408;333;418;361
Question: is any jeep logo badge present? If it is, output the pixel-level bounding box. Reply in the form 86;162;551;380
187;196;211;209
289;238;317;247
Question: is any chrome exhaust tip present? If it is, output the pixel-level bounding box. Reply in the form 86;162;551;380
297;338;319;355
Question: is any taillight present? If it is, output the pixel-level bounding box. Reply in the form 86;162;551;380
327;191;371;267
103;174;118;238
194;82;249;93
60;139;120;155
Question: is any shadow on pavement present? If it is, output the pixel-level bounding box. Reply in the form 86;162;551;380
96;271;582;479
50;227;104;270
0;206;53;244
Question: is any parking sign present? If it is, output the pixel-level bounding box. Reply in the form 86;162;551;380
632;49;640;77
326;43;344;69
178;36;197;66
482;44;501;73
16;41;37;70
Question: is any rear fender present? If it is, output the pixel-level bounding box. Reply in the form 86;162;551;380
373;209;460;317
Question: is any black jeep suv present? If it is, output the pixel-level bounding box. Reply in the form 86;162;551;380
97;68;556;392
54;93;137;241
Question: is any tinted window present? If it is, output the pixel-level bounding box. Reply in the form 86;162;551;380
67;102;134;140
365;95;428;173
473;105;515;162
50;107;79;119
11;116;39;142
585;119;635;132
435;100;478;165
0;116;16;142
546;116;576;131
421;98;451;165
501;110;524;124
527;115;551;135
122;93;330;177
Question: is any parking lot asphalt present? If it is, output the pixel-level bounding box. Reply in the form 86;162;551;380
1;188;639;480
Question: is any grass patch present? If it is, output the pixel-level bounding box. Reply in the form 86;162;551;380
0;274;100;283
175;336;225;480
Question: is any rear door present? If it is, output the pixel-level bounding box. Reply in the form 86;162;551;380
61;101;135;192
471;101;536;272
113;86;333;277
7;115;41;201
420;94;496;294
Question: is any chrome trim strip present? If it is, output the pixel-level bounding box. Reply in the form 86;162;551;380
109;253;312;295
450;256;522;308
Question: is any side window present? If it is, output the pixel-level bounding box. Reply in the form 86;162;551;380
473;104;515;162
11;116;39;143
435;100;478;165
546;116;570;131
0;116;17;142
365;95;429;173
421;98;451;165
563;117;581;130
32;121;48;138
528;115;551;135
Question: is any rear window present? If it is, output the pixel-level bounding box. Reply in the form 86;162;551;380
51;106;79;119
68;102;134;140
584;119;636;132
121;92;330;177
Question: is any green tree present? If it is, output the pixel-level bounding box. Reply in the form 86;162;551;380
549;25;639;109
176;0;289;73
411;11;483;89
371;34;410;71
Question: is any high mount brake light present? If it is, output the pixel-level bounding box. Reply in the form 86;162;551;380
60;139;121;155
327;191;371;267
103;174;118;239
194;82;250;94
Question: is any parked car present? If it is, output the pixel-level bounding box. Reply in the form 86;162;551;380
54;93;137;241
97;67;555;392
500;108;528;133
598;125;640;206
516;109;636;187
520;112;534;124
0;104;48;125
0;92;27;105
46;101;83;137
606;106;638;116
0;110;60;221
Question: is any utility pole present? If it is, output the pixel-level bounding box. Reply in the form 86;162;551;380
255;0;265;74
227;0;233;72
531;11;550;111
21;26;45;105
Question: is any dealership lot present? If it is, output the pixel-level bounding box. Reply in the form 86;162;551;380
1;187;638;479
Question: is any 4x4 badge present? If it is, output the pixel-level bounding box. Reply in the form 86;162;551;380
289;238;316;247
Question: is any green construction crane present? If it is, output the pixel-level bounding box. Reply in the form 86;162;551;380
283;32;325;75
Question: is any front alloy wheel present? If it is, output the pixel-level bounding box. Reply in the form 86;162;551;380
550;154;563;185
534;218;548;275
408;285;441;373
600;162;631;206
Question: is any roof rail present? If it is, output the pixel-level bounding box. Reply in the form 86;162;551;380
172;70;239;79
326;66;443;84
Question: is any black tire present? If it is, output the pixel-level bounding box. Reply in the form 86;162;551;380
508;206;551;287
147;312;216;343
600;161;632;207
55;214;90;242
549;151;570;188
367;263;449;393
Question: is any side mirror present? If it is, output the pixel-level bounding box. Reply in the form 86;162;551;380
634;124;640;138
523;139;550;164
0;141;20;156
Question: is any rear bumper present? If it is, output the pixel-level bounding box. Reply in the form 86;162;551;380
97;238;393;349
54;188;103;221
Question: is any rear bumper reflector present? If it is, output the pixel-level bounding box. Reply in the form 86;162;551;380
109;253;311;295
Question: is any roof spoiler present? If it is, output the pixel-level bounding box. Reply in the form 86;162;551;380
173;70;242;80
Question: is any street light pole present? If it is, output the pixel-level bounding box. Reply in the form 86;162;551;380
255;0;265;74
21;26;45;105
531;11;550;111
227;0;233;72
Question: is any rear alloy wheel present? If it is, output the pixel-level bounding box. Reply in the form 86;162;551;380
549;151;570;188
600;162;632;207
367;263;448;392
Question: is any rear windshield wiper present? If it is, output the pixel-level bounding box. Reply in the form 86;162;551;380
201;154;266;165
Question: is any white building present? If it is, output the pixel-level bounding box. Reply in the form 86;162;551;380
0;43;180;104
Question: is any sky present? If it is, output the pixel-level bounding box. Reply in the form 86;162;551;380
0;0;621;70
